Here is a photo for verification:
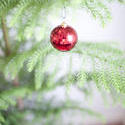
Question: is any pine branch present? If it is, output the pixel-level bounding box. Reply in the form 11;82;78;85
1;16;11;56
1;15;24;110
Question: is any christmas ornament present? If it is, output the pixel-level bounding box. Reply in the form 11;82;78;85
50;22;78;51
50;6;78;51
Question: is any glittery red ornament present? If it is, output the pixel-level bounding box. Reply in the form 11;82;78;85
50;23;78;51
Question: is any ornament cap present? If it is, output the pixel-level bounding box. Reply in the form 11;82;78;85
61;21;67;28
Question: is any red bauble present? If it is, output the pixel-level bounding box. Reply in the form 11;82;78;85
50;23;78;51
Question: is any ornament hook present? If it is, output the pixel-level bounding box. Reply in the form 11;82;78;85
61;6;67;27
62;6;66;21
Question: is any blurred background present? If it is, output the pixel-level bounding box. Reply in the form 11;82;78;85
48;2;125;125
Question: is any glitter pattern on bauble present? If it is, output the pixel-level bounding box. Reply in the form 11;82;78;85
50;23;78;51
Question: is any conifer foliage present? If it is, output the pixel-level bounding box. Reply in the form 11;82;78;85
0;0;125;124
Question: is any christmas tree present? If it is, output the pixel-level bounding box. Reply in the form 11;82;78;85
0;0;125;124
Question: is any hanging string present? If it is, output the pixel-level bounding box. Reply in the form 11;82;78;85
62;6;66;21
